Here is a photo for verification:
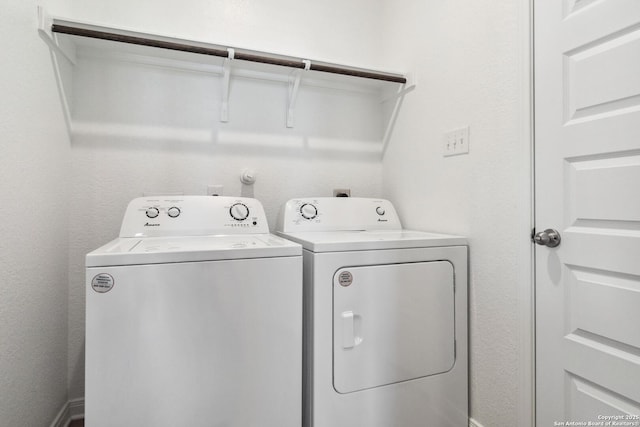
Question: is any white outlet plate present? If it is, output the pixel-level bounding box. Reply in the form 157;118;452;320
443;126;470;157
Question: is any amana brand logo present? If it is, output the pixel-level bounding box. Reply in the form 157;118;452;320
144;222;160;227
377;218;388;222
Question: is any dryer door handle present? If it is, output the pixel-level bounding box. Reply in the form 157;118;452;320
341;311;363;349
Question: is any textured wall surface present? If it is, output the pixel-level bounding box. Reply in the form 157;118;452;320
63;0;387;399
0;0;71;425
379;1;528;425
3;1;531;424
68;0;387;71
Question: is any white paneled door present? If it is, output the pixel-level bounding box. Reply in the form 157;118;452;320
534;0;640;424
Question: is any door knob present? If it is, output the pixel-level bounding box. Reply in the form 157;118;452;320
533;229;561;248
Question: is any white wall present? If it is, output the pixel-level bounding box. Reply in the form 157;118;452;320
63;0;388;399
18;1;531;424
67;0;387;70
379;1;529;425
0;0;72;425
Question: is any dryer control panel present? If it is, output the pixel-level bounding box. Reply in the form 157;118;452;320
119;196;269;237
277;198;402;232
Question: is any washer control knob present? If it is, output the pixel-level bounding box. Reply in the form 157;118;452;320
146;207;160;219
230;203;250;221
167;207;181;218
376;206;386;216
300;203;318;220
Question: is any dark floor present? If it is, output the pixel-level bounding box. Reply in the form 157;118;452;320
69;419;84;427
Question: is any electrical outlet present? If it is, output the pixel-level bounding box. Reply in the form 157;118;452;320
443;126;470;157
207;185;224;196
333;188;351;197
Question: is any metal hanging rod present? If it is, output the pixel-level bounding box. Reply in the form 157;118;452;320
51;24;407;84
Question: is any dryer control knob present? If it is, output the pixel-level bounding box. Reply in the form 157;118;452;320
230;203;250;221
167;207;181;218
376;206;386;216
300;203;318;220
145;207;160;219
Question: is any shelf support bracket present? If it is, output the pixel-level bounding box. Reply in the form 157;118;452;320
220;48;234;123
286;59;310;128
36;6;75;136
381;75;417;156
37;6;76;66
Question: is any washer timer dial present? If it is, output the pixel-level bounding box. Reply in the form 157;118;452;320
230;203;250;221
300;203;318;220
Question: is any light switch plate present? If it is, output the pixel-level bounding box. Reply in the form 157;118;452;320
443;126;470;157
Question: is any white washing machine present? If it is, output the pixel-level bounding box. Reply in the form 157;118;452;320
276;197;468;427
86;196;302;427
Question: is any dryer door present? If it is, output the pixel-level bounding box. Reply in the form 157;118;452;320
333;261;455;394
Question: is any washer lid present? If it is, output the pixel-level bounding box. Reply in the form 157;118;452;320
86;234;301;267
276;230;466;252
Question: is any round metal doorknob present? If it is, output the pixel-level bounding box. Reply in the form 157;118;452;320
533;229;561;248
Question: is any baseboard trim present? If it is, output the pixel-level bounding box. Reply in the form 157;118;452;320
469;418;485;427
50;401;70;427
50;398;85;427
68;398;85;421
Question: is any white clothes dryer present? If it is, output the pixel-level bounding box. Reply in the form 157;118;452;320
86;196;302;427
276;197;468;427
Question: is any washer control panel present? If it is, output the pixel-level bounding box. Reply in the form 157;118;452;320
120;196;269;237
277;197;401;232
